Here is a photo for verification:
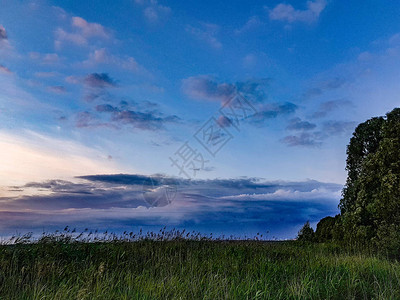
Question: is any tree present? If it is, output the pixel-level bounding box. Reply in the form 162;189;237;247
338;108;400;253
297;221;315;242
339;116;385;215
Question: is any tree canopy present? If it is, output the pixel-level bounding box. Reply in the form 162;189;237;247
316;108;400;253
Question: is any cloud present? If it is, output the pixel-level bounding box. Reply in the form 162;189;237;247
0;64;12;74
77;100;180;131
29;52;61;64
84;73;117;88
250;102;298;125
144;5;171;23
182;76;270;106
286;117;316;131
34;72;58;78
303;77;347;99
322;77;346;89
235;16;263;35
78;174;155;185
235;78;271;103
111;110;180;130
75;111;116;129
0;25;7;40
182;76;235;102
95;104;119;113
281;132;322;147
268;0;327;24
55;28;86;47
322;121;356;136
72;16;109;39
47;86;66;94
134;0;171;23
0;24;11;50
65;75;81;85
81;48;139;72
186;23;222;49
311;99;353;118
282;120;356;147
0;175;341;238
67;73;177;130
55;16;110;48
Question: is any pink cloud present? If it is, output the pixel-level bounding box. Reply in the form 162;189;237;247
55;16;110;48
71;17;109;39
0;64;12;74
81;48;139;71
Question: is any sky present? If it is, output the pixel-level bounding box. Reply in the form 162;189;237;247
0;0;400;239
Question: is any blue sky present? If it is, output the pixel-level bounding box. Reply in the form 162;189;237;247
0;0;400;238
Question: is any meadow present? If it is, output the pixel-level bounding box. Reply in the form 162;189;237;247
0;229;400;299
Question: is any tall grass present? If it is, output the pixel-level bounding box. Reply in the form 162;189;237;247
0;228;399;299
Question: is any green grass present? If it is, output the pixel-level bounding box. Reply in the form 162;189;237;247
0;233;400;299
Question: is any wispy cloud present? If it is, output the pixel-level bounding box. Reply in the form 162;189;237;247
75;111;116;129
110;109;180;130
134;0;171;23
80;48;140;72
55;16;110;48
75;99;180;131
0;64;12;74
182;75;235;102
84;73;117;88
47;86;67;94
0;24;11;50
250;102;298;125
186;23;222;49
303;77;347;99
235;16;263;35
311;99;353;119
322;120;356;136
29;52;61;65
72;16;109;39
286;117;316;131
34;71;58;78
182;76;270;104
0;24;7;40
281;120;356;147
281;132;322;147
267;0;327;24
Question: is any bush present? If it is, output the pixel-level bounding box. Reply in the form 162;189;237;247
315;216;336;242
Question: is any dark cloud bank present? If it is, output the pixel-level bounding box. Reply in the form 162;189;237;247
0;174;342;239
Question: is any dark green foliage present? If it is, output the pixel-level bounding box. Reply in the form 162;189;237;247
315;216;336;242
340;116;385;215
338;107;400;254
297;221;315;242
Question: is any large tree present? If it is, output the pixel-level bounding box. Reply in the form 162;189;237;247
339;108;400;252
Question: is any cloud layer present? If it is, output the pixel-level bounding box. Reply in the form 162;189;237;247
0;174;342;239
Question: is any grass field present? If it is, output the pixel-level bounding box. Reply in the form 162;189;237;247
0;231;400;299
